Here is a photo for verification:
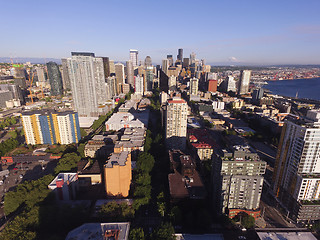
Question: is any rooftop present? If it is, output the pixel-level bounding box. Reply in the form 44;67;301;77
105;151;129;168
65;222;130;240
48;173;78;190
256;231;317;240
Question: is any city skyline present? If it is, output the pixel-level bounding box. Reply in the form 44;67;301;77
1;0;320;65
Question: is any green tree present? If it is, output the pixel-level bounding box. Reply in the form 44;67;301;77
129;228;145;240
54;152;81;174
136;152;155;173
77;143;85;158
151;222;175;240
235;212;255;229
80;128;88;138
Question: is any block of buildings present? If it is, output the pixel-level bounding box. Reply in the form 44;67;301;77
212;146;266;219
104;147;132;197
21;110;81;145
48;173;78;201
77;160;102;188
187;128;214;161
84;134;118;158
168;150;206;201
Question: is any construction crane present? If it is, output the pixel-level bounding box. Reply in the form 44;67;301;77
27;71;36;104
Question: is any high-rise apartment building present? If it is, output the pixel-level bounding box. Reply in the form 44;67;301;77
165;98;188;150
224;76;236;92
106;76;116;99
273;110;320;222
67;52;107;117
134;75;144;95
129;49;138;67
102;57;111;78
213;147;266;219
168;76;176;89
115;63;125;94
238;70;251;95
183;58;189;69
21;110;81;145
126;60;134;86
61;59;71;90
190;78;199;95
177;48;183;62
47;62;63;96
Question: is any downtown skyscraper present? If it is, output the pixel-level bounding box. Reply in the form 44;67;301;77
47;61;63;96
130;49;138;67
67;52;107;118
237;70;251;95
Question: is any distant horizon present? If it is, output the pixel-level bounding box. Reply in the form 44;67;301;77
1;56;320;67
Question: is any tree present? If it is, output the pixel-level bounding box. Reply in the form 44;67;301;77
151;222;175;240
77;143;85;158
54;152;81;174
234;212;255;229
129;228;145;240
80;128;88;138
136;152;155;173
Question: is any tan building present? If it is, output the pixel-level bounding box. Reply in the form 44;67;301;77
104;146;132;197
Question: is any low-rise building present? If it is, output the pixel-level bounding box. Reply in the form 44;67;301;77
187;129;215;161
48;173;78;201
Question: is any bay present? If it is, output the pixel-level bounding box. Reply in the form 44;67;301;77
263;77;320;101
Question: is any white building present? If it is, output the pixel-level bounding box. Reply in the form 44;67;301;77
238;70;251;95
212;100;225;111
67;52;108;117
165;98;188;150
134;75;144;95
168;76;176;88
129;49;138;67
48;173;78;201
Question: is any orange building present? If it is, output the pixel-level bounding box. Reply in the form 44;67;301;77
104;146;132;197
208;79;218;92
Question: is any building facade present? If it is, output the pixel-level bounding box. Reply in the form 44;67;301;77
47;61;63;96
213;148;266;217
67;52;108;117
21;110;81;145
190;78;199;96
273;110;320;222
129;49;138;67
238;70;251;95
165;98;188;150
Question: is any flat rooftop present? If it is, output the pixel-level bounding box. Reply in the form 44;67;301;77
105;151;129;168
257;231;317;240
65;222;130;240
48;173;78;190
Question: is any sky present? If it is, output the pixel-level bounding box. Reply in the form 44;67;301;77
1;0;320;65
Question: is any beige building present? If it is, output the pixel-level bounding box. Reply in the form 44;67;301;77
104;146;132;197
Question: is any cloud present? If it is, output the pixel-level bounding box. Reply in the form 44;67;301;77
228;56;238;62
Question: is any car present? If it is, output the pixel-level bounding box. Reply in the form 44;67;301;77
238;236;246;240
19;175;23;179
0;180;3;185
13;167;18;170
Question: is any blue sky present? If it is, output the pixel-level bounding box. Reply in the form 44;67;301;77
1;0;320;65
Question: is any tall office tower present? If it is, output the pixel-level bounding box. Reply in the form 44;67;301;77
167;55;173;66
130;49;138;67
273;110;320;222
183;58;190;69
106;76;116;99
190;78;199;95
46;62;63;96
165;97;188;150
168;76;176;88
102;57;110;78
21;110;81;145
238;70;251;95
189;63;196;78
190;52;196;64
126;60;134;86
115;63;125;94
145;66;154;92
224;75;236;92
109;60;115;75
145;56;152;67
212;147;266;218
162;59;169;75
177;48;183;61
159;69;169;92
134;75;144;95
61;59;71;90
208;79;218;93
67;52;107;117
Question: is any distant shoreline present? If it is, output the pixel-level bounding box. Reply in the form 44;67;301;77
266;76;320;82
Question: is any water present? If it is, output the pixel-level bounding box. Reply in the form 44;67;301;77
263;77;320;101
